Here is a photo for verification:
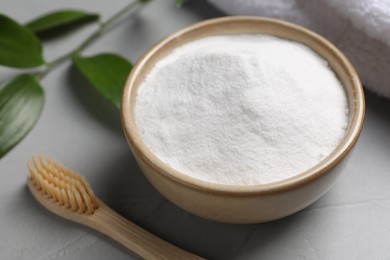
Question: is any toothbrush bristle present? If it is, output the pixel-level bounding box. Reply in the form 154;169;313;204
27;156;99;214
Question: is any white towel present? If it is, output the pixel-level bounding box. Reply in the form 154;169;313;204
208;0;390;98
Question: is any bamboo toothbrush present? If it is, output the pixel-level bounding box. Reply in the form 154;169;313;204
27;156;202;259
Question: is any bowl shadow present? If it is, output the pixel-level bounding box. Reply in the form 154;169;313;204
93;151;308;259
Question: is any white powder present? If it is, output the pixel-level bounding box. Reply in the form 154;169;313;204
135;34;349;185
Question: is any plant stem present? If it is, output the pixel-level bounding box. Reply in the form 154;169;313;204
76;0;140;53
36;0;144;79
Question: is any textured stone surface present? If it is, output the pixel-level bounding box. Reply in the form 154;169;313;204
0;0;389;259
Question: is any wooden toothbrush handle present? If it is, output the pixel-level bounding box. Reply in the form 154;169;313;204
87;201;203;259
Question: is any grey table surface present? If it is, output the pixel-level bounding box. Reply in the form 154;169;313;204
1;0;390;259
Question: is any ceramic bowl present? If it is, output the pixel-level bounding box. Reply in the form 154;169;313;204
121;16;365;224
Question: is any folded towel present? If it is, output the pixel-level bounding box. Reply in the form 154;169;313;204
209;0;390;99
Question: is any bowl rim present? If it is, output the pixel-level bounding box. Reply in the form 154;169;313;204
121;16;365;196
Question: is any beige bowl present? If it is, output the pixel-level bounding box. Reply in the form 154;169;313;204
121;16;365;224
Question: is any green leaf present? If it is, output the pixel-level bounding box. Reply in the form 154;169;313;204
0;74;44;158
176;0;184;7
72;53;132;108
25;10;99;35
0;14;45;68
